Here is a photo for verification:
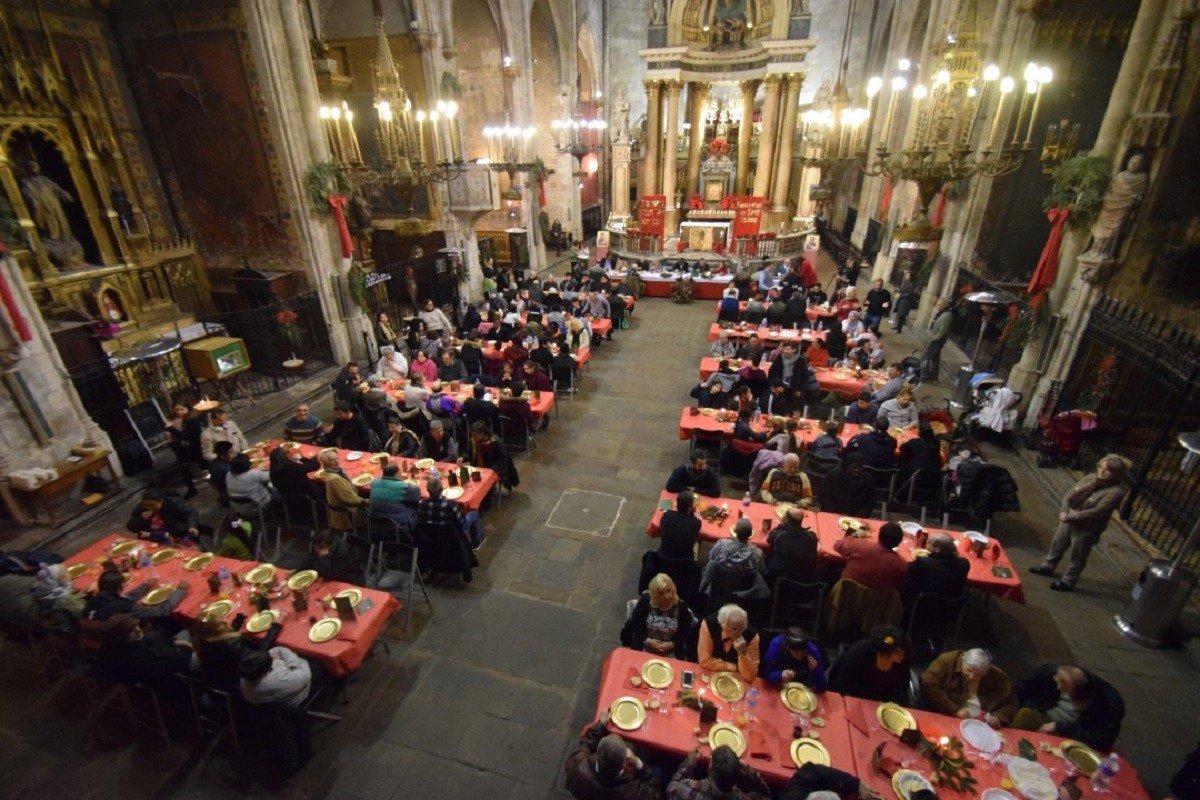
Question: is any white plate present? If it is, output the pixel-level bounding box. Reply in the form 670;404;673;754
965;530;989;543
900;521;924;536
982;789;1018;800
1007;757;1057;800
960;718;1002;753
346;451;363;461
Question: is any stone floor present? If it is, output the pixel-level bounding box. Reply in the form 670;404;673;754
3;266;1197;799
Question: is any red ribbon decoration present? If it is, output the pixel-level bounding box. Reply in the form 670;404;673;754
1028;207;1070;307
0;244;32;342
327;194;354;259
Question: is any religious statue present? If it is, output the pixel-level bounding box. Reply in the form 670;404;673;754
348;186;373;231
109;178;136;236
714;0;749;47
649;0;667;25
19;159;84;268
611;85;630;143
1087;153;1149;258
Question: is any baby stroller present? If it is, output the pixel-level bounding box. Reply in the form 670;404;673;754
1034;411;1085;467
896;354;923;391
962;383;1022;444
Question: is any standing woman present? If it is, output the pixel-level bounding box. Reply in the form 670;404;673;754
165;402;202;498
418;299;453;342
893;270;919;333
1030;454;1132;591
375;311;399;349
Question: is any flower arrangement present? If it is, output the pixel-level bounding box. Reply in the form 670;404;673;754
709;137;730;158
276;304;301;349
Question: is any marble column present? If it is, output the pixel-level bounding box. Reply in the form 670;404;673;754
772;75;802;212
610;141;632;219
684;82;711;198
662;81;683;231
735;80;759;195
752;76;783;199
643;80;664;196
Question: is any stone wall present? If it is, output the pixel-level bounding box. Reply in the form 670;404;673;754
604;0;648;130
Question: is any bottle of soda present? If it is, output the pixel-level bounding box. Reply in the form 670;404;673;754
1091;754;1120;792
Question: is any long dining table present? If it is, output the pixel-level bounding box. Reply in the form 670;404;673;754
595;649;1147;796
645;490;1024;602
384;378;556;426
63;534;399;677
714;300;841;325
697;358;884;400
677;409;918;450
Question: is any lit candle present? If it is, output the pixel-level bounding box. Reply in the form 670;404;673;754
910;84;928;149
415;109;427;162
881;76;906;146
1024;67;1052;144
988;77;1014;151
429;110;442;163
343;103;363;164
446;100;461;160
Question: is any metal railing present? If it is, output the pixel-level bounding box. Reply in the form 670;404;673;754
1058;294;1200;568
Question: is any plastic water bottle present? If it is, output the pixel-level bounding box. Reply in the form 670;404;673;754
1091;754;1120;792
742;492;752;510
761;317;768;328
430;464;441;480
218;564;231;583
746;687;760;721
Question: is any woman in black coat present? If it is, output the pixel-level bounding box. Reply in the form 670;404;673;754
623;574;696;661
829;626;911;705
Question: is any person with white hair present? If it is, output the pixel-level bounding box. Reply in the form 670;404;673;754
376;344;408;380
921;647;1017;728
563;710;661;800
697;603;761;682
710;329;738;358
759;453;813;505
902;530;969;604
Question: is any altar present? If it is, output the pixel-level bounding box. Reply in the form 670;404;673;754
680;219;731;252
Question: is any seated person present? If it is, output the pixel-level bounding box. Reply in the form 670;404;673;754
818;453;875;517
376;344;408;380
810;421;844;461
710;331;738;358
833;521;907;591
806;337;830;368
192;615;270;692
100;613;193;688
760;453;813;505
765;417;801;455
824;324;847;361
361;374;396;418
409;349;439;383
564;712;662;800
624;573;695;660
701;519;767;599
697;603;761;682
898;423;942;480
766;506;820;585
226;453;277;510
382;417;422;458
846;413;898;470
731;407;767;444
871;364;905;404
904;532;969;603
299;529;365;585
879;388;919;429
845;337;872;369
215;516;256;560
763;626;829;690
420;418;459;462
319;401;375;451
843;392;880;425
84;568;189;623
269;446;322;500
437;348;468;382
467;422;517;492
369;463;420;531
759;380;797;417
737;333;766;365
665;455;720;498
744;293;767;320
126;488;202;546
828;625;911;704
842;310;866;341
922;648;1017;727
658;490;701;560
521;361;554;392
417;477;485;551
781;764;883;800
692;360;739;407
668;745;770;800
1011;664;1125;751
239;646;312;708
499;381;538;433
462;383;502;432
283;403;322;442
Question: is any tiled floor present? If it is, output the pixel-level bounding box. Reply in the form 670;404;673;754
4;266;1197;799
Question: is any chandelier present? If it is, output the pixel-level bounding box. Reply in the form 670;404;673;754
550;111;607;162
799;0;870;172
479;56;539;184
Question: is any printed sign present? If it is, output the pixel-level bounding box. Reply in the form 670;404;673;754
731;195;766;238
639;195;667;237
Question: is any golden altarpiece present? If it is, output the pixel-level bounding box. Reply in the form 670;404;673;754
0;6;208;353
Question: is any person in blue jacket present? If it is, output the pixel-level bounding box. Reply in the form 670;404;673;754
762;627;829;690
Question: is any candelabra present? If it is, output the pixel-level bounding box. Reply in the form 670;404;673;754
482;125;538;181
550;112;607;161
1040;118;1081;174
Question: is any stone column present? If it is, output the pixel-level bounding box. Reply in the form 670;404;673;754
610;141;632;220
662;81;683;233
772;75;802;212
735;80;759;195
752;76;783;198
643;80;664;196
684;82;711;199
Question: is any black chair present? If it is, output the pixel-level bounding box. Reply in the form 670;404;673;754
906;591;967;660
374;536;432;633
637;550;702;613
892;469;945;519
552;368;577;399
689;431;724;460
768;579;827;643
499;413;534;454
228;495;281;561
280;492;326;538
176;671;241;755
414;520;477;583
861;466;898;513
801;452;840;493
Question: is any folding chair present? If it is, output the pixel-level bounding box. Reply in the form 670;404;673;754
892;469;944;520
176;672;241;755
552;369;577;400
229;496;282;561
376;536;433;633
862;466;898;514
499;413;534;454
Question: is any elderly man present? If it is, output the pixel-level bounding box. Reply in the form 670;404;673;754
417;477;485;551
697;604;761;682
668;744;770;800
666;455;721;498
710;330;738;358
1012;664;1125;751
199;408;248;463
903;531;969;603
564;712;661;800
833;521;906;591
376;344;408;380
420;418;459;462
760;453;813;506
922;648;1017;727
284;403;322;442
319;450;367;533
922;298;953;381
766;506;820;585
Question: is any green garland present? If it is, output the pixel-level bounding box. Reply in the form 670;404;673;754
305;160;356;214
0;197;23;248
1043;154;1112;232
347;261;369;312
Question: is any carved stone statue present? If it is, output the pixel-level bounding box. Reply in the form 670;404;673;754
20;159;84;268
109;178;136;235
649;0;666;25
1087;153;1149;258
611;85;630;143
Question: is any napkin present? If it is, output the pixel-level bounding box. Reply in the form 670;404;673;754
846;702;870;734
748;730;772;760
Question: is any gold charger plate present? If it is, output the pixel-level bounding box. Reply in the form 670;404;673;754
309;617;343;643
414;458;434;470
183;552;215;571
876;702;917;736
710;672;746;703
250;457;267;469
790;737;831;767
109;539;139;557
336;587;363;606
640;659;675;689
141;586;175;605
371;453;390;463
245;610;280;633
443;486;465;500
66;563;90;579
199;599;235;622
151;548;177;565
320;447;338;457
352;474;374;486
1061;740;1102;776
287;570;318;591
698;407;717;417
912;548;931;558
708;722;747;757
245;564;276;584
781;682;817;713
609;696;646;731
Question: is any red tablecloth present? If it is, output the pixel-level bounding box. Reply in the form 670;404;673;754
271;442;498;510
713;302;839;324
707;323;828;347
596;648;856;785
677;409;914;450
63;534;398;677
842;697;1147;800
645;491;1023;601
385;379;555;425
641;276;731;300
696;359;874;400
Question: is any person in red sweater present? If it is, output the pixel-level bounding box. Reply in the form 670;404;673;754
835;288;862;321
833;521;907;590
521;360;554;392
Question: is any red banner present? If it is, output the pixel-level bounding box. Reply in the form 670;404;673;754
638;195;666;237
731;196;767;238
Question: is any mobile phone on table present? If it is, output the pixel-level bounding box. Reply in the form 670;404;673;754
682;670;695;690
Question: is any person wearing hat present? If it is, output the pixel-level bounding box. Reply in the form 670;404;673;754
564;711;661;799
763;626;829;689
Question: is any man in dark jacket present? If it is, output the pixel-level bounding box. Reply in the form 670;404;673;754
126;489;202;545
101;613;193;689
903;532;969;603
846;414;898;469
759;381;797;417
781;762;882;800
843;392;880;425
864;278;892;335
299;530;365;585
84;569;189;623
665;456;720;498
766;506;820;585
563;714;661;800
320;402;375;451
1012;663;1124;751
658;490;701;559
269;446;323;499
462;384;502;432
819;454;875;518
331;361;363;406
